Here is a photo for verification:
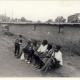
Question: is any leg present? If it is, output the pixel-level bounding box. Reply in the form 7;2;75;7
30;50;34;63
54;61;60;68
22;48;28;60
37;60;43;69
36;56;40;65
44;66;49;74
17;44;20;56
14;44;17;56
27;50;34;64
41;63;48;71
33;55;38;65
16;50;23;58
17;47;28;58
24;52;28;61
29;53;33;63
41;59;51;71
27;52;30;61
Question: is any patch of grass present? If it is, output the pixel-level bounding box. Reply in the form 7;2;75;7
62;41;80;56
4;32;80;56
4;32;15;37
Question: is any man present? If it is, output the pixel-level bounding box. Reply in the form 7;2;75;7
34;40;48;69
14;35;22;56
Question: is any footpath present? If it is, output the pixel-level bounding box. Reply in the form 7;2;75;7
0;33;80;77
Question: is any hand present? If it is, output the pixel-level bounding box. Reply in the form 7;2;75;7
52;53;54;56
19;42;22;45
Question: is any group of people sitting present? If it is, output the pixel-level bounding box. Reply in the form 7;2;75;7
14;35;63;73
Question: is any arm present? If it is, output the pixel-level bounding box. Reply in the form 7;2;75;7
51;52;55;60
55;52;62;61
19;39;22;45
19;42;22;45
37;45;42;52
43;45;48;53
14;38;19;43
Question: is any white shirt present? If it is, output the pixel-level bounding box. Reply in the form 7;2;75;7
52;51;63;66
37;44;48;53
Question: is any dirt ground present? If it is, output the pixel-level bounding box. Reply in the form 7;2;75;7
0;31;80;77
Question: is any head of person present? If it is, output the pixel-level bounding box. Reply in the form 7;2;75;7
18;35;22;38
55;45;61;52
33;40;37;46
27;41;31;45
42;40;48;46
47;44;52;51
36;42;40;48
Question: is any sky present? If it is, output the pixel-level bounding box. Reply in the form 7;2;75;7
0;0;80;22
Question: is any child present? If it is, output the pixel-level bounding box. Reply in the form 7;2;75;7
51;45;63;68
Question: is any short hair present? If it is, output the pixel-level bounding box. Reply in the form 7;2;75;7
19;35;22;37
42;40;48;45
55;45;61;50
27;41;31;45
47;44;52;50
33;40;37;46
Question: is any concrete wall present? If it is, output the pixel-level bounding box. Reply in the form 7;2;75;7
1;23;80;44
8;24;64;44
0;23;9;31
64;25;80;42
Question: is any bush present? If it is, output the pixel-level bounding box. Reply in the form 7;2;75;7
62;41;80;56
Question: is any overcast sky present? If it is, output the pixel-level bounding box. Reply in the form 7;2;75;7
0;0;80;22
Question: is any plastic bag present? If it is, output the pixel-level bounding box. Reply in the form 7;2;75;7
20;53;24;60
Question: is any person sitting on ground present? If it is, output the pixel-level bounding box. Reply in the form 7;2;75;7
14;35;22;57
40;45;63;73
34;40;48;69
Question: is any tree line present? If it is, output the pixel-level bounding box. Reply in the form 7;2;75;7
0;13;80;23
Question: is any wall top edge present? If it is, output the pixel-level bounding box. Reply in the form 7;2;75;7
0;22;80;25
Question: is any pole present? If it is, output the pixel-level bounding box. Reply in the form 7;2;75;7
12;8;13;19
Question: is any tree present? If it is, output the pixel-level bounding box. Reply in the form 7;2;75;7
0;15;8;22
45;19;53;23
37;20;42;23
11;18;15;22
28;20;33;23
68;13;80;23
21;17;26;22
14;18;18;22
55;16;66;23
